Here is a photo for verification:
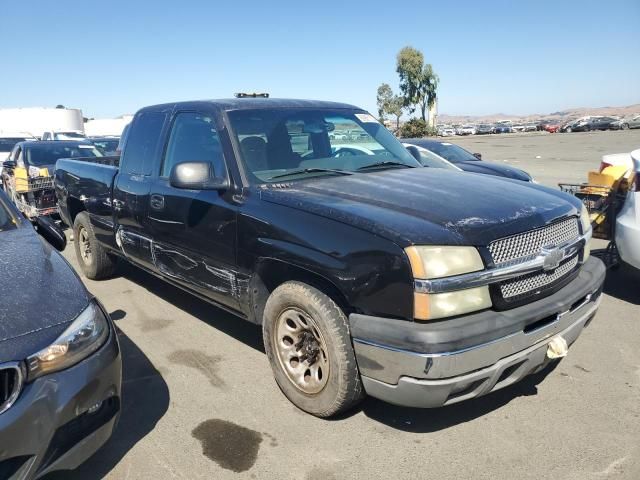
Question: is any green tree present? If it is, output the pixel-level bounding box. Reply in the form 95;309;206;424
376;83;393;121
396;46;439;123
387;95;404;130
377;83;404;130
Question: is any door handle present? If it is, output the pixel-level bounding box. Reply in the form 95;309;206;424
150;194;165;210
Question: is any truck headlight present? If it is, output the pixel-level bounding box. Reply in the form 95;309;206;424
405;246;492;320
27;301;109;380
579;206;592;262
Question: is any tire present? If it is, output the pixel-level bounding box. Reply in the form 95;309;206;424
621;123;629;130
262;281;364;417
566;127;572;133
73;211;116;279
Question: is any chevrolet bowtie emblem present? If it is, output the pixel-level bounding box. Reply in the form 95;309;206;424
541;246;563;271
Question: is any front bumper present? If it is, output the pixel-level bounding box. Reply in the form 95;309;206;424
0;322;121;479
349;257;606;408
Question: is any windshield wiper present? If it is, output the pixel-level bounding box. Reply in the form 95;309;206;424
356;161;415;171
268;168;354;180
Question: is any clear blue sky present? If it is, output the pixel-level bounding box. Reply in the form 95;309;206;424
2;0;638;118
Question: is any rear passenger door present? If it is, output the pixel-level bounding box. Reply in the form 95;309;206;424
113;108;171;269
146;110;239;310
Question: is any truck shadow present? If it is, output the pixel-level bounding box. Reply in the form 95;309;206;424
43;327;170;480
355;361;560;433
115;262;265;353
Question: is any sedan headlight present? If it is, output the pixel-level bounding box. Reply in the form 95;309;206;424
405;246;492;321
27;301;109;380
579;206;592;262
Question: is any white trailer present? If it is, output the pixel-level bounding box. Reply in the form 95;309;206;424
84;115;133;137
0;107;84;138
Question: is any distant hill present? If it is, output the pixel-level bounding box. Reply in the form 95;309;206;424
437;104;640;125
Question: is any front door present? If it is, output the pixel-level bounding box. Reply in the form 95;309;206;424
146;110;239;310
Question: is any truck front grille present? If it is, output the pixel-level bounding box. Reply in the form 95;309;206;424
488;217;579;266
499;255;579;299
488;217;582;306
0;364;23;415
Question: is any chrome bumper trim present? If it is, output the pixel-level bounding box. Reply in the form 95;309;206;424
415;229;591;294
353;290;600;384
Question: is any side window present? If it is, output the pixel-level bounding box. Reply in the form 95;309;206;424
161;112;225;178
120;111;168;175
14;147;24;167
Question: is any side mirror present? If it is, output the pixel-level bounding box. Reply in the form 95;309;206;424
473;153;482;160
169;162;229;191
35;216;67;251
405;145;422;163
3;160;16;169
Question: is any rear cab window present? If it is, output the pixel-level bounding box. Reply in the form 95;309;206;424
120;111;169;175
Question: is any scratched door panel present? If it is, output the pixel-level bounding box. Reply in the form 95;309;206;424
147;180;240;310
113;173;155;269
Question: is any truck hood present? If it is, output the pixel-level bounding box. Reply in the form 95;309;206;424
260;168;581;247
0;227;91;363
457;160;532;181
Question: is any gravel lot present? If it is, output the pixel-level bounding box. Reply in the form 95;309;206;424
46;130;640;480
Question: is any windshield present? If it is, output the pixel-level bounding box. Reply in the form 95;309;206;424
413;146;460;171
228;108;419;183
26;143;103;166
424;142;478;163
0;138;27;152
91;138;119;154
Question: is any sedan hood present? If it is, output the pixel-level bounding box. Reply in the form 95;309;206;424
0;227;90;363
457;160;532;181
260;168;580;247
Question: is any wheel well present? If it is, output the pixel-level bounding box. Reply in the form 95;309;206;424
249;259;352;325
67;197;86;225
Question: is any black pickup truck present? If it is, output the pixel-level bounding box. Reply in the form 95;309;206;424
55;98;605;417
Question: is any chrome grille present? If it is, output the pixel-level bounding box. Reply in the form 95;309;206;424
489;217;580;266
0;364;23;415
500;255;579;299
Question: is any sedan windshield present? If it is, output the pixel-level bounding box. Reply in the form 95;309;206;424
424;142;478;163
26;143;103;166
228;108;420;183
419;148;460;170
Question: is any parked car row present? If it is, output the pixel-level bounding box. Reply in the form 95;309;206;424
1;96;611;478
436;114;640;136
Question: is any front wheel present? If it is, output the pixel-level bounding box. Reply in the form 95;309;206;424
263;281;364;417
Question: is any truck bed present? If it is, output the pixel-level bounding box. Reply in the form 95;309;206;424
55;158;119;228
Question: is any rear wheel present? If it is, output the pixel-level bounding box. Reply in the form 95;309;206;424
263;281;364;417
621;123;629;130
73;212;116;279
